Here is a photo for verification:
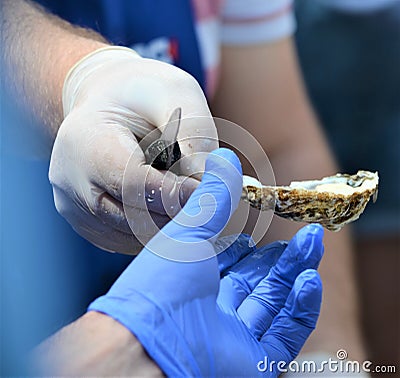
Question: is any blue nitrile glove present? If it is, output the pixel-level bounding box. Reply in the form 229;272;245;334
89;148;324;377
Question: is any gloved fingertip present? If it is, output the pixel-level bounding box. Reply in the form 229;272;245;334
205;148;242;177
296;224;324;247
162;149;242;242
191;147;242;217
292;224;324;264
295;269;323;297
286;269;322;327
307;223;324;236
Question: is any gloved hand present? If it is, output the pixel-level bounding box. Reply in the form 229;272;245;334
49;46;218;254
89;148;324;377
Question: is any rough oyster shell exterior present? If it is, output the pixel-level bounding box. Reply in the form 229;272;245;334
242;171;379;231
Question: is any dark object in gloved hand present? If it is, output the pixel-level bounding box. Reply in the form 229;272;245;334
144;107;182;170
146;140;181;170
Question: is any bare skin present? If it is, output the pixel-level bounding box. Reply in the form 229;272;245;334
1;0;108;146
2;0;365;363
31;311;163;376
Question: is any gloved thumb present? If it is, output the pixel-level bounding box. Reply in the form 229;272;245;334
146;148;242;261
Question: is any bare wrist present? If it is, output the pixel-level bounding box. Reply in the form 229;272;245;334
31;311;163;376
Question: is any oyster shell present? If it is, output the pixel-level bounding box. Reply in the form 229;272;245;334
242;171;379;231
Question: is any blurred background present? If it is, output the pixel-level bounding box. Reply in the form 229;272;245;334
294;0;400;373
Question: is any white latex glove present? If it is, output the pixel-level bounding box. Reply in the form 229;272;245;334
49;46;218;254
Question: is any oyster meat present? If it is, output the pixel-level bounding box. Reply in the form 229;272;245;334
242;171;379;231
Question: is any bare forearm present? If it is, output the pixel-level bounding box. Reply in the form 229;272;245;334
31;311;163;376
1;0;108;144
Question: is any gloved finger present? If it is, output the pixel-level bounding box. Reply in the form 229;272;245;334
237;224;324;339
123;158;201;216
217;241;286;311
103;59;218;179
216;234;255;273
260;269;322;365
82;120;200;218
145;149;242;262
124;111;217;181
69;211;142;255
97;193;172;236
78;225;141;255
175;115;219;179
161;148;242;242
53;178;171;240
53;186;169;254
96;192;133;234
122;61;218;178
122;107;218;182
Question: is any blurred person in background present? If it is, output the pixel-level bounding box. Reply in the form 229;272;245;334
1;0;370;374
295;0;400;373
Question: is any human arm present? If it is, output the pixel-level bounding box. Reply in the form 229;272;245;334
1;0;108;144
1;0;218;254
211;38;365;360
31;149;323;376
31;311;163;376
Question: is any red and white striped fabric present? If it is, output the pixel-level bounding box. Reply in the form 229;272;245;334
191;0;295;96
